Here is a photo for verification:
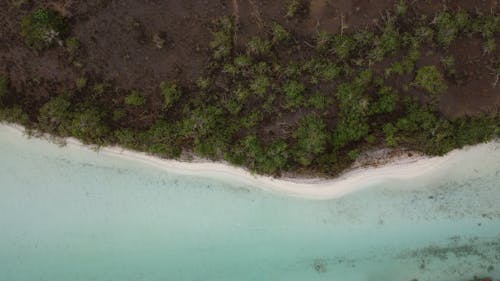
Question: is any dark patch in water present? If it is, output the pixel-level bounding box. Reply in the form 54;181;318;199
313;259;327;273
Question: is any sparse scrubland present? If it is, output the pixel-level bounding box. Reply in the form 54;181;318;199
0;0;498;177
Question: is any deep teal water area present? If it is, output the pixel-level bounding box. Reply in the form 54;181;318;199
0;126;499;281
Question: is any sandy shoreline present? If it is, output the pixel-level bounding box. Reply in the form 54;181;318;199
1;123;497;199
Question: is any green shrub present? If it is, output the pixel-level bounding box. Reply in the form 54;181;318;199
353;29;375;48
370;86;398;115
38;95;72;134
316;30;331;52
70;108;110;144
271;23;290;43
65;37;80;53
246;37;271;56
347;149;360;161
368;21;400;62
112;109;126;122
250;75;271;96
434;11;469;47
234;55;253;68
0;106;30;126
441;56;456;76
394;0;408;16
414;66;447;94
414;26;434;44
286;0;305;19
124;91;146;106
144;120;182;158
283;80;305;109
386;49;420;77
331;34;356;60
383;123;399;146
21;9;68;51
332;71;373;148
196;77;211;90
75;77;87;90
160;82;182;108
209;16;233;60
294;114;329;166
308;91;333;110
454;117;497;147
260;140;289;174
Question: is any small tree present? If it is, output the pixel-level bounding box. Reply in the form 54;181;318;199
283;80;305;109
294;114;329;166
124;91;146;106
414;66;447;94
38;95;72;135
71;108;110;144
21;9;68;51
160;82;182;109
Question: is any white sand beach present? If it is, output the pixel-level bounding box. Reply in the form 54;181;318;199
1;123;497;199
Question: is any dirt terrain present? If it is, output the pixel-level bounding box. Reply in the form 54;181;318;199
1;0;498;120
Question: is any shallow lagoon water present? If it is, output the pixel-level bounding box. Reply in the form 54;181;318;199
0;126;499;281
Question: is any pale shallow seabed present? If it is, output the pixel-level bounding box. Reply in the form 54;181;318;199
0;126;499;281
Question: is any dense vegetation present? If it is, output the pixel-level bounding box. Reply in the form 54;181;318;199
0;3;499;178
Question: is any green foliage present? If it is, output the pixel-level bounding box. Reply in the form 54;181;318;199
331;34;356;60
472;15;500;39
385;49;420;77
315;30;331;52
347;149;360;161
434;11;470;47
240;111;262;129
65;37;80;53
441;56;456;76
383;123;399;146
294;114;329;166
307;91;333;110
332;71;373;148
283;80;305;109
454;116;498;147
250;75;271;96
369;21;401;62
271;23;290;43
414;66;447;94
261;140;289;174
144;120;182;158
21;9;68;51
370;86;398;115
209;16;233;60
303;59;341;83
0;106;30;126
160;82;182;109
196;77;211;90
112;109;126;121
124;91;146;106
75;77;87;90
234;55;253;69
246;37;271;56
38;95;72;135
70;108;110;144
227;136;290;174
394;0;408;17
414;26;434;44
4;11;499;180
353;29;375;48
286;0;305;19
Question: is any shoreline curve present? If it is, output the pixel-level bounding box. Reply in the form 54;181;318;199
1;123;497;200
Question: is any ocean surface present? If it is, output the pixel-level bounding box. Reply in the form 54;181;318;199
0;125;499;281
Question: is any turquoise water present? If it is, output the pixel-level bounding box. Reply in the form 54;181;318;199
0;126;499;281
